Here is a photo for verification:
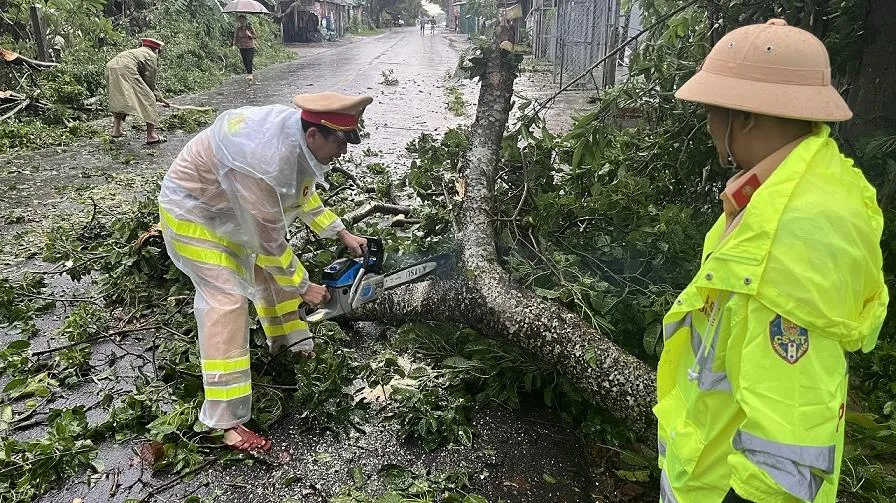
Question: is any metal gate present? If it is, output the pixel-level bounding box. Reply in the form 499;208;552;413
528;0;622;89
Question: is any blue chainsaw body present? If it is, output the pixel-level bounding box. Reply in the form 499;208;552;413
304;237;451;323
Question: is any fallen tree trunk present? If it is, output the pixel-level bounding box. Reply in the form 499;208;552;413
353;27;658;438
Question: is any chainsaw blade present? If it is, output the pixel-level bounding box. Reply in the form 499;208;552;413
383;253;453;290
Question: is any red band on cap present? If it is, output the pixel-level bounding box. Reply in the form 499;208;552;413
301;110;358;131
141;39;163;50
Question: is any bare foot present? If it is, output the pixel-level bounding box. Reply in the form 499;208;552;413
222;424;272;452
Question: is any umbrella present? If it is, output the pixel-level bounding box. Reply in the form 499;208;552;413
222;0;270;14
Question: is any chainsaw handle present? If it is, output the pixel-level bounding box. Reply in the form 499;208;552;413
335;237;372;266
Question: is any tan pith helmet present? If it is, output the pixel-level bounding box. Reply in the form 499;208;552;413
675;19;852;122
294;92;373;144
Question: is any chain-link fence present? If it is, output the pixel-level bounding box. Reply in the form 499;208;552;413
529;0;558;62
527;0;623;89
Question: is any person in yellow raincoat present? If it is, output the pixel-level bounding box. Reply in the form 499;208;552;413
105;38;170;144
656;19;889;503
158;92;371;452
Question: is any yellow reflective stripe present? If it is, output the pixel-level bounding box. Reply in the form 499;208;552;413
310;209;340;235
263;318;309;337
201;355;250;374
255;298;302;318
159;208;243;251
204;382;251;401
170;241;246;276
270;264;307;287
301;193;323;213
256;247;295;269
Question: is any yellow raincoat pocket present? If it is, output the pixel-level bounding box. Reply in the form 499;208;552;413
667;419;706;478
654;387;687;468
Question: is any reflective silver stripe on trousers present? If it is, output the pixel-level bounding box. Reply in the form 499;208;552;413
659;470;678;503
732;429;835;501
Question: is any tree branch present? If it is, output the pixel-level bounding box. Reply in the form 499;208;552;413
344;202;413;226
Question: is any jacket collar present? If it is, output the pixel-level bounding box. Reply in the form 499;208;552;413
691;124;832;295
720;133;809;237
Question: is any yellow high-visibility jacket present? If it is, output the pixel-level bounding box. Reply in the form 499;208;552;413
656;125;888;503
158;105;344;297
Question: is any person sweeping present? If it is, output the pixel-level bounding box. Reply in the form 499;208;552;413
105;38;170;144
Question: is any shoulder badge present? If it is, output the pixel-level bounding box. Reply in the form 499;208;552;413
226;115;246;134
769;315;809;364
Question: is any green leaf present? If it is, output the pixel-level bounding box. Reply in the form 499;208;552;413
533;287;561;299
616;469;651;482
846;412;886;431
442;356;473;368
457;426;473;446
375;493;404;503
542;472;558;484
408;366;430;378
463;495;488;503
351;465;366;486
620;449;651;467
6;339;30;351
572;140;585;169
3;377;26;393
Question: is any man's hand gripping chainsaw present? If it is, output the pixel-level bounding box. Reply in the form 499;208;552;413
303;237;452;323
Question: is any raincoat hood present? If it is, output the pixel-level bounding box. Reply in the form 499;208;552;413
208;104;332;195
693;125;888;352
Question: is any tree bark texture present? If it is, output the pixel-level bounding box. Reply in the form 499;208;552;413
352;31;658;438
845;0;896;142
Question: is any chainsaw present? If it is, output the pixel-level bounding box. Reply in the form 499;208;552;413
304;237;452;323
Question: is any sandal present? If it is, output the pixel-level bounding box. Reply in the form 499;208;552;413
223;424;272;452
146;135;167;145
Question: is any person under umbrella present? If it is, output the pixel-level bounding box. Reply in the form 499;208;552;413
105;38;170;144
233;15;258;82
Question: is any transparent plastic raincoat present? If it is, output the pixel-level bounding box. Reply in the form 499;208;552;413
158;105;345;428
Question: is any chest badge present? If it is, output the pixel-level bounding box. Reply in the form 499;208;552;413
769;315;809;364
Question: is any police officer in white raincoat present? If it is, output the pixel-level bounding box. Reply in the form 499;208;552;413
158;92;371;452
